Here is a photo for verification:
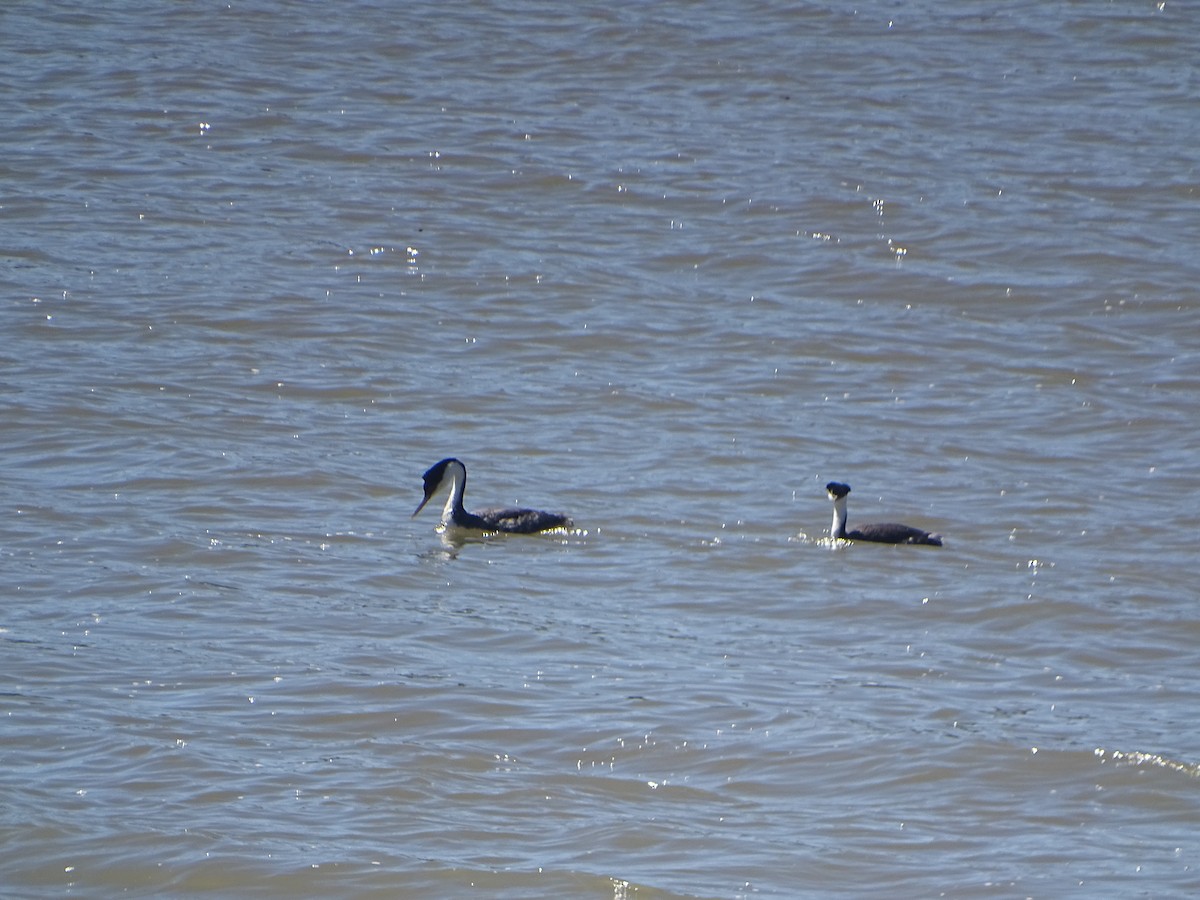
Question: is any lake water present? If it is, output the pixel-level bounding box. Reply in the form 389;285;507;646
3;2;1200;897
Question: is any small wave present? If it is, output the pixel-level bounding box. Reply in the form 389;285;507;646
1095;747;1200;778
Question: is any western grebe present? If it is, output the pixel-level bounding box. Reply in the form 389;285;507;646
826;481;942;546
413;458;573;534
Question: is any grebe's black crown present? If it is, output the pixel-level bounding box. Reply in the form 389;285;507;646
826;481;851;499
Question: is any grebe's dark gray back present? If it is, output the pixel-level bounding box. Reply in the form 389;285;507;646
825;481;942;546
413;458;573;534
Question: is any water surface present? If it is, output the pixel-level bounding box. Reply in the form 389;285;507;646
3;2;1200;897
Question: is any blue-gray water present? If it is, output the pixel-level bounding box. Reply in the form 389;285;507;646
3;2;1200;897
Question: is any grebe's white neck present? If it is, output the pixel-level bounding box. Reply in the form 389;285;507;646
830;494;849;539
436;460;468;527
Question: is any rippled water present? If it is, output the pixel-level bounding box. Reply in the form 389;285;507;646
3;2;1200;897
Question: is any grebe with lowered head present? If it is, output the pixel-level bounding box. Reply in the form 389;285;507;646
413;458;573;534
826;481;942;546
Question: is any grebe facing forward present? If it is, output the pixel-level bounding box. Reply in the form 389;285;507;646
413;458;573;534
826;482;942;546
